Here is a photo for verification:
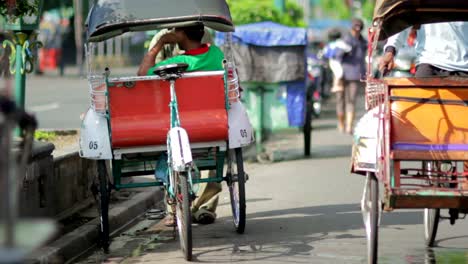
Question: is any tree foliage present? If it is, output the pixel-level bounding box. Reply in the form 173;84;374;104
0;0;39;21
319;0;351;19
318;0;375;22
361;0;375;22
226;0;305;27
42;0;73;11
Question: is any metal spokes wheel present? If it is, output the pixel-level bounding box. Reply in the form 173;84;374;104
423;161;440;247
362;172;379;264
94;160;111;253
424;208;440;247
175;172;192;261
226;148;246;233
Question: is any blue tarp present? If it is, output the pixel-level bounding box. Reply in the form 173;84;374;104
286;81;306;127
307;19;352;42
308;19;351;31
216;21;307;47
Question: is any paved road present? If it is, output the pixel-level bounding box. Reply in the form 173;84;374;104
76;101;468;264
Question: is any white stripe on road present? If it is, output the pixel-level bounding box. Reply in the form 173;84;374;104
30;103;60;112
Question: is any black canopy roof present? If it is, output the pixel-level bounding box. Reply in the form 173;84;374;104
373;0;468;40
86;0;234;42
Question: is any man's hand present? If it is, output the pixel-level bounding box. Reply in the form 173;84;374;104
379;51;395;75
138;32;179;76
158;32;179;45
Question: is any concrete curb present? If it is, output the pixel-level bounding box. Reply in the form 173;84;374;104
27;187;164;263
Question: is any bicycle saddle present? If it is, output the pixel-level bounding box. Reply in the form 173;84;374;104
153;63;189;77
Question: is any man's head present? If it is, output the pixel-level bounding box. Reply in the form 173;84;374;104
174;24;205;43
328;28;342;42
351;18;364;35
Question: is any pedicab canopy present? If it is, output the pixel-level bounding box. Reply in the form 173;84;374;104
86;0;234;42
374;0;468;40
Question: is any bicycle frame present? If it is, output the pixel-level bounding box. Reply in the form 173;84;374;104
166;77;193;196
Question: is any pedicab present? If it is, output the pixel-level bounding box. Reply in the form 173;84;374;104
351;0;468;263
78;0;254;260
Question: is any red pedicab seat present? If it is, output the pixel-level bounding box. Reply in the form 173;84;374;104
107;72;228;148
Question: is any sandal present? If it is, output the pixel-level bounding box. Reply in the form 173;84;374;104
164;214;176;227
193;209;216;225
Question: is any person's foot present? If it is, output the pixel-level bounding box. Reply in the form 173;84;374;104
337;123;345;133
193;208;216;225
164;214;176;227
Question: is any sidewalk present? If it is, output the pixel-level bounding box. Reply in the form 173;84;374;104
27;179;164;263
259;95;364;163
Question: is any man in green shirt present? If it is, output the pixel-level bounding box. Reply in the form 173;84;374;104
137;24;224;75
146;27;214;65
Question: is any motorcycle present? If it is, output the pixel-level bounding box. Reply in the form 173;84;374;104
306;50;331;117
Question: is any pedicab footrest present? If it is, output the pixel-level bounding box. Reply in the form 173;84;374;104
388;192;468;209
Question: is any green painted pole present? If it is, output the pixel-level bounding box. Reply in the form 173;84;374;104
12;33;29;137
14;42;25;109
256;87;264;154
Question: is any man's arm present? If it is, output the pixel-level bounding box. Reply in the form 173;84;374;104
137;32;179;76
379;29;410;73
137;42;164;76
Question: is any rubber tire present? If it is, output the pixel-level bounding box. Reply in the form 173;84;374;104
228;148;246;234
97;160;110;253
367;172;379;264
176;173;192;261
424;208;440;247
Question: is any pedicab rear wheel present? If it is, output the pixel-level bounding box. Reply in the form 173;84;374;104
95;160;111;253
227;148;246;233
363;172;379;264
175;172;192;261
422;161;440;247
424;208;440;247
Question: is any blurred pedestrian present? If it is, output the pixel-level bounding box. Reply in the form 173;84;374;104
323;29;351;132
37;11;63;74
336;18;367;134
59;15;75;76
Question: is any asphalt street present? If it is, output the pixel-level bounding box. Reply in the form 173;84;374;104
22;67;137;129
76;101;468;264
